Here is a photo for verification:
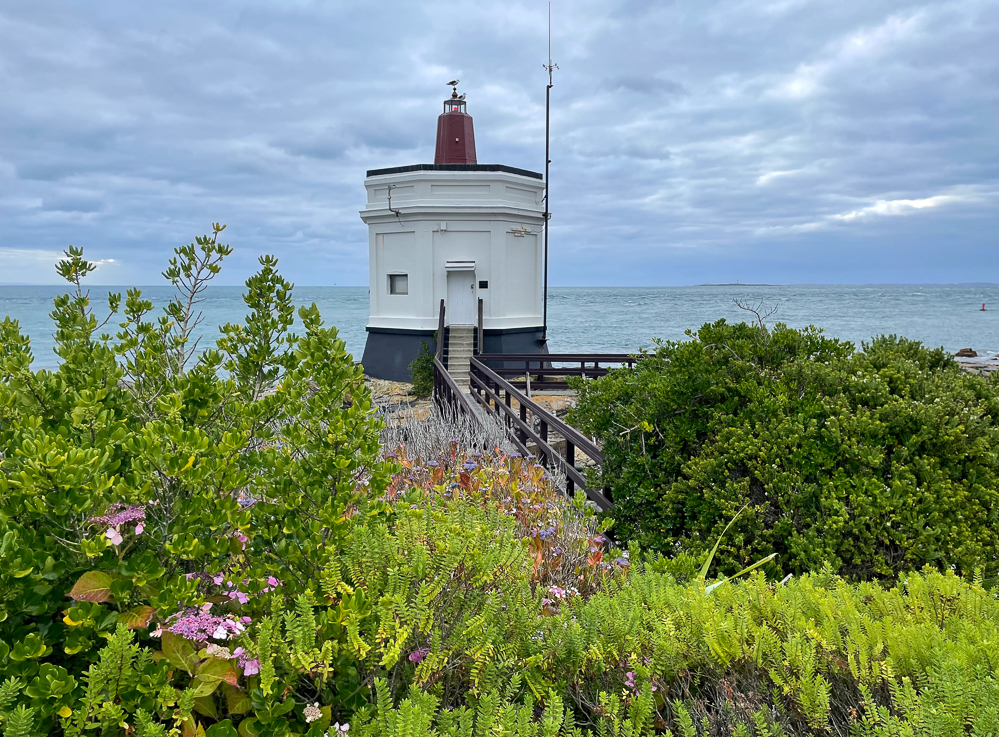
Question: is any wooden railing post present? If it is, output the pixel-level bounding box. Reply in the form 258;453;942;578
477;298;484;355
519;402;527;445
565;440;575;495
436;299;446;361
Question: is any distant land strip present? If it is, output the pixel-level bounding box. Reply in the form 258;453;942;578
696;282;999;288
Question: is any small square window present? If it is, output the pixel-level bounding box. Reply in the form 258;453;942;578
389;274;408;295
478;280;489;289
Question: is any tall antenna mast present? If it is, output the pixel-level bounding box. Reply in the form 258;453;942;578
542;1;558;344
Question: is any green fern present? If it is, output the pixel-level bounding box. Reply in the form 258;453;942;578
2;705;34;737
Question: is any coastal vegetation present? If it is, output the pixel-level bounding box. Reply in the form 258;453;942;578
2;230;999;736
570;319;999;583
407;339;435;398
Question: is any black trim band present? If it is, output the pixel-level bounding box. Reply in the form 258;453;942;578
366;164;543;180
361;325;546;381
365;326;436;335
365;325;543;336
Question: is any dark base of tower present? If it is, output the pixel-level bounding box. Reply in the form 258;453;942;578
361;326;548;382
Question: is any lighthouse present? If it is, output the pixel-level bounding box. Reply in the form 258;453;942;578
359;83;548;381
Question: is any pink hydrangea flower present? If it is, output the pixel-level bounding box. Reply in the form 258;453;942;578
89;503;146;528
206;643;232;659
242;659;260;676
105;528;123;546
134;523;144;535
164;606;244;644
303;703;322;724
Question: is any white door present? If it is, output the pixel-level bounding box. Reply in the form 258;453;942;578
446;270;476;324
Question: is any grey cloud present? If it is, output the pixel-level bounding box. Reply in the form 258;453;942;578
0;0;995;286
599;75;686;96
41;192;107;213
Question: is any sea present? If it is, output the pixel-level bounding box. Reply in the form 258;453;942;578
2;284;997;371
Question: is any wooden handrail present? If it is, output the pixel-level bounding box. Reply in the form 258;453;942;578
478;353;637;362
471;358;602;460
475;353;637;390
433;354;482;430
469;356;612;511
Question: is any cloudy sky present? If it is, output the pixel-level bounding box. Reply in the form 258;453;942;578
0;0;996;286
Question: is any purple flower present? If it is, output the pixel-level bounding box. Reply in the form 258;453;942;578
228;590;250;605
625;672;636;688
242;659;260;676
89;503;147;529
165;607;246;644
134;523;144;535
539;527;557;540
408;647;430;663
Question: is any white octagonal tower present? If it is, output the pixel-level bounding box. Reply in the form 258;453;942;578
360;86;547;381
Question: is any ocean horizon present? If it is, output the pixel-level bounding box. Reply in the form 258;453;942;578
3;283;997;371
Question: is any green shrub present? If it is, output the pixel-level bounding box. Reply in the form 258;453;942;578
6;239;999;736
408;337;435;397
258;490;999;737
0;228;394;735
569;320;999;581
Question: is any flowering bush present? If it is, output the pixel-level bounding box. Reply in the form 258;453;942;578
0;230;393;735
3;232;999;736
382;443;623;596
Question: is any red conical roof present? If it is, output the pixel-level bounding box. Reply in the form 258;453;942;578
435;92;477;165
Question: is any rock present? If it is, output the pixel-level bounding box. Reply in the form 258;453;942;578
955;348;978;358
529;394;577;415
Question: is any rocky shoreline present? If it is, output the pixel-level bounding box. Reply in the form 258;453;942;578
954;349;999;376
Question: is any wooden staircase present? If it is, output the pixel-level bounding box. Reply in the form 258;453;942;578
446;324;475;387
